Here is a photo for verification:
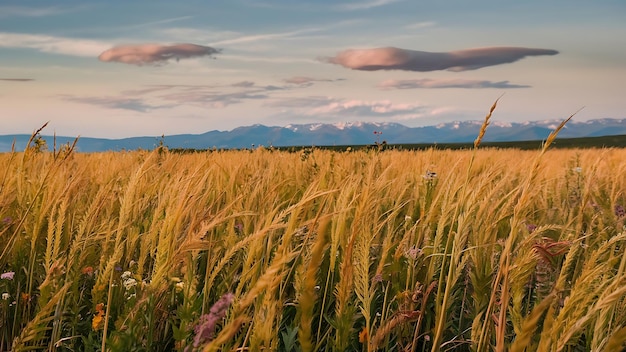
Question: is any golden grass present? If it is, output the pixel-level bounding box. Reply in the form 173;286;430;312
1;138;625;351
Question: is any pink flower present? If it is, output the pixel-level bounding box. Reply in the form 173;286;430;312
193;293;235;347
1;271;15;280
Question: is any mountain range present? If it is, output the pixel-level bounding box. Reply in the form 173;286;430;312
1;118;625;152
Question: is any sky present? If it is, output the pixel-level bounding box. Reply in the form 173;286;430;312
1;0;625;138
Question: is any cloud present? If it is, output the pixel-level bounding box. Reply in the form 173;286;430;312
283;76;345;85
336;0;403;11
98;43;221;66
0;78;35;82
378;78;530;89
0;32;111;57
405;21;436;29
159;90;268;108
0;5;67;18
269;96;425;121
323;46;559;72
232;81;255;88
62;96;166;112
310;99;423;117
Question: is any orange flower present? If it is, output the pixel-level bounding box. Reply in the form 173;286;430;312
92;303;105;331
81;266;94;276
359;327;369;344
20;293;30;304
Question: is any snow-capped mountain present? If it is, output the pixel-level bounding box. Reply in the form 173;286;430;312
1;119;624;152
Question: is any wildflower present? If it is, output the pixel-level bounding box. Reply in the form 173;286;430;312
193;293;235;347
121;271;132;280
175;282;185;291
404;246;421;261
21;293;30;304
2;293;9;300
1;217;12;225
81;266;94;276
572;167;582;173
359;328;369;344
92;303;105;330
123;277;137;290
526;223;537;233
423;170;437;180
371;273;383;284
1;271;15;280
616;204;625;218
234;223;244;234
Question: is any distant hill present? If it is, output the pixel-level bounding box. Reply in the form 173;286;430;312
1;118;625;152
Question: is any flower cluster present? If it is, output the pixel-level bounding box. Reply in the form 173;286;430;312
192;293;235;348
423;170;437;180
121;271;137;290
616;204;625;219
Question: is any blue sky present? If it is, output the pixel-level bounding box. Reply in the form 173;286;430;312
1;0;625;138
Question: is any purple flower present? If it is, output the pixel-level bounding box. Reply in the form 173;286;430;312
1;217;12;225
616;204;625;219
1;271;15;280
526;223;537;233
193;293;235;347
234;223;244;234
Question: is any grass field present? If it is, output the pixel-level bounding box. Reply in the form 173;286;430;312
1;123;626;351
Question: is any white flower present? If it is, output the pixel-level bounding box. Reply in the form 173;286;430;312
573;167;582;173
121;271;132;280
423;171;437;180
2;293;9;300
123;277;137;290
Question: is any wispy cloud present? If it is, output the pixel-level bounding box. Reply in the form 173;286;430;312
98;43;221;66
128;16;194;29
378;78;530;89
159;90;269;108
61;95;168;112
323;46;559;72
0;32;111;57
0;78;35;82
232;81;256;88
283;76;345;85
211;27;323;46
405;21;436;29
336;0;403;11
0;5;67;18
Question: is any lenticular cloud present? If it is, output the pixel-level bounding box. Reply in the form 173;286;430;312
98;43;221;66
324;46;558;72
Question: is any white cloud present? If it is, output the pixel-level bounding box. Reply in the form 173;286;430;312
336;0;403;11
405;21;436;29
0;6;67;18
0;32;111;57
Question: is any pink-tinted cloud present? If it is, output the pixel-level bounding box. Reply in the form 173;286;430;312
323;46;558;72
378;78;529;89
98;43;220;66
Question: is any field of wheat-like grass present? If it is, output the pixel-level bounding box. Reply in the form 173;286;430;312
1;138;626;351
